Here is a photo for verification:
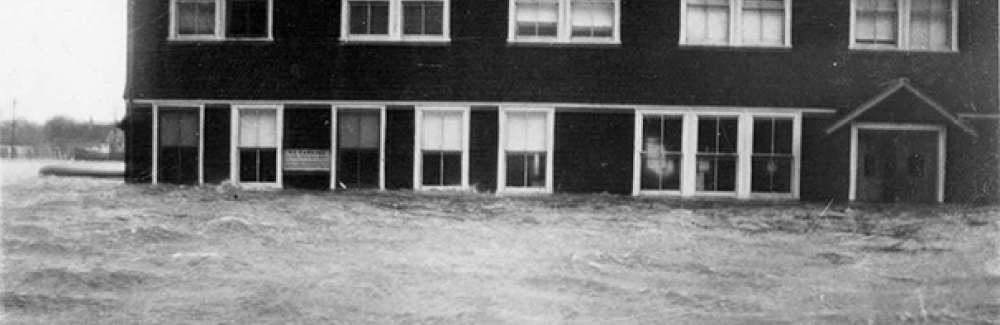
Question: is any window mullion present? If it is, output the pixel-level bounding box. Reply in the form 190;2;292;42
216;0;225;39
731;0;740;46
560;0;570;41
898;0;908;49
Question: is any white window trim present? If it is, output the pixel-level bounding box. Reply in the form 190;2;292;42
152;104;205;185
633;109;801;199
230;104;283;189
497;106;555;194
169;0;275;42
507;0;622;44
848;123;946;203
340;0;452;43
413;107;471;191
331;106;387;190
849;0;958;52
678;0;793;48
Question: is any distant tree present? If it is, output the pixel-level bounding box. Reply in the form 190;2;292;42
0;119;45;146
42;116;116;153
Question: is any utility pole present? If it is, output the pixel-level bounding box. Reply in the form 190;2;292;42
11;98;16;159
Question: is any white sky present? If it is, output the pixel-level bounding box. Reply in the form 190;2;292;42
0;0;126;124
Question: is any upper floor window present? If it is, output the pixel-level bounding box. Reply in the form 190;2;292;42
680;0;791;47
851;0;957;51
171;0;273;41
341;0;450;42
508;0;621;44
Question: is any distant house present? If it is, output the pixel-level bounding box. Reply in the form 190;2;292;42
122;0;999;203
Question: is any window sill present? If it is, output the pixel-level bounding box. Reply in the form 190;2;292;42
678;43;792;51
848;46;958;54
498;188;551;195
168;37;274;44
339;37;451;46
506;39;621;48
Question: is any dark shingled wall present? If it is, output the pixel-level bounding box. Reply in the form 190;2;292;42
203;104;231;184
385;106;414;190
553;109;634;194
469;107;499;192
123;104;153;183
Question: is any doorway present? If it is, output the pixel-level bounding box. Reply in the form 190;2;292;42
855;127;943;203
157;107;199;184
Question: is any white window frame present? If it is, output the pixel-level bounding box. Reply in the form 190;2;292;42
413;107;470;191
849;0;958;52
169;0;275;41
152;104;206;185
632;109;801;199
679;0;792;48
230;104;283;189
331;106;387;190
497;106;555;194
340;0;452;43
507;0;622;44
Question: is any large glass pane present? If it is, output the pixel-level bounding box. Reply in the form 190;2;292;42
641;115;683;191
177;0;216;36
506;152;547;187
338;110;380;149
227;0;268;38
338;149;380;188
240;148;277;182
752;118;792;154
422;111;462;150
641;154;682;191
698;116;737;154
751;157;791;192
741;0;784;45
571;0;615;38
686;0;729;43
422;152;462;186
349;1;390;35
696;156;737;191
516;0;559;37
403;1;444;36
855;0;897;45
506;112;546;151
909;0;951;50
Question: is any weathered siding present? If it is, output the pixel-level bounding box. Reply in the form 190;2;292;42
469;107;498;192
283;105;331;189
947;120;1000;204
553;110;634;194
203;104;231;184
123;104;153;183
128;1;999;116
385;106;414;190
800;117;850;202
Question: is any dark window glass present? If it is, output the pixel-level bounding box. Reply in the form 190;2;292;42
403;1;444;35
641;115;683;191
751;157;791;193
349;1;390;35
506;152;547;187
177;1;216;36
698;117;738;154
239;148;277;182
227;0;269;38
752;118;792;154
751;117;794;193
422;152;462;186
516;1;559;37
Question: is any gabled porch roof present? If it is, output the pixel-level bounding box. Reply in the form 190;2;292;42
824;78;978;137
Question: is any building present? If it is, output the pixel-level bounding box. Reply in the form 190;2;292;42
122;0;1000;203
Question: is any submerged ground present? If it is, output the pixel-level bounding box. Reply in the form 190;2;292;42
1;160;998;324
